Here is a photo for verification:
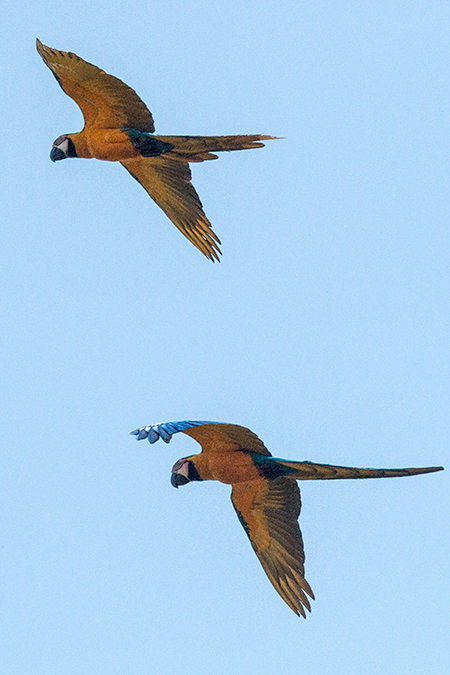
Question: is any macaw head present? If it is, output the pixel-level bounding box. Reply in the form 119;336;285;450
50;135;78;161
171;456;202;488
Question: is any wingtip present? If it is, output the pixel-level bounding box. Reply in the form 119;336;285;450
129;426;150;441
36;38;49;58
199;245;221;263
130;420;221;444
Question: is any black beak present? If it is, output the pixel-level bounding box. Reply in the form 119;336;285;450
50;146;66;162
171;472;189;488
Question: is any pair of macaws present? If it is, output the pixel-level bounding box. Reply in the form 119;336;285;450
37;41;443;616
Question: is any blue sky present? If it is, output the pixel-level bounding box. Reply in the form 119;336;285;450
1;1;449;673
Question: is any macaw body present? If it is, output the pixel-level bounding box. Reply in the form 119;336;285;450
37;39;276;261
56;128;271;163
130;420;443;617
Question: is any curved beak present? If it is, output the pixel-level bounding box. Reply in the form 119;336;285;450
171;472;189;488
50;146;66;162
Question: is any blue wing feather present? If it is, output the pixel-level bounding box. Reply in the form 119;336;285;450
129;420;218;444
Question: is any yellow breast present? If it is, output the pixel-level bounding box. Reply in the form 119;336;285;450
198;452;262;485
84;128;140;161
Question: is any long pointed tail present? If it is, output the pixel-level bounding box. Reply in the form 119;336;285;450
158;134;278;162
273;458;444;480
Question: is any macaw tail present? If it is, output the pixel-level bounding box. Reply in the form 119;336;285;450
158;134;278;162
263;457;444;481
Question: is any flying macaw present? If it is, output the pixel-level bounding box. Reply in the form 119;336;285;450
36;39;276;261
130;420;443;617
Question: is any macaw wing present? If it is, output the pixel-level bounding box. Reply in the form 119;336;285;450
120;157;222;261
182;422;271;455
36;39;155;132
130;420;271;456
231;477;314;617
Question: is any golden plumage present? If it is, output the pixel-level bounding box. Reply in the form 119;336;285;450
132;420;443;617
37;39;276;260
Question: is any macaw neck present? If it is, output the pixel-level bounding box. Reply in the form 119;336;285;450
66;131;93;158
191;451;266;485
190;454;215;481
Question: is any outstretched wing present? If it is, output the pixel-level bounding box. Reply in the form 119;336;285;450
231;477;314;617
130;420;271;456
36;39;155;131
121;156;222;261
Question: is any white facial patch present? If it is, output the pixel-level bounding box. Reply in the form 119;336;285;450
56;138;70;155
177;461;190;479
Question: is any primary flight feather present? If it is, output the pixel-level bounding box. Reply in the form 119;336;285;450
130;420;443;617
36;39;276;261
